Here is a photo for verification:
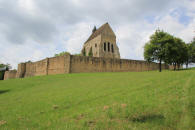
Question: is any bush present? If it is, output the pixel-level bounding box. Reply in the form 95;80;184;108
0;71;5;80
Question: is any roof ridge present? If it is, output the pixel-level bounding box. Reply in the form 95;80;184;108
84;22;109;44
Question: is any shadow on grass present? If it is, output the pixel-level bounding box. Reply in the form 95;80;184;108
130;114;165;123
0;90;10;95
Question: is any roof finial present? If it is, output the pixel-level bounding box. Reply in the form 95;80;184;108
92;26;96;33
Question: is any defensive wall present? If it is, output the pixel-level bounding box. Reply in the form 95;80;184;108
4;54;169;80
4;70;17;80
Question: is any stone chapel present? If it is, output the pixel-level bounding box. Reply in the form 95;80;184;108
82;23;120;59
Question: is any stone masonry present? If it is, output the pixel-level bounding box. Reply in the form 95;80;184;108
82;23;120;59
4;54;170;80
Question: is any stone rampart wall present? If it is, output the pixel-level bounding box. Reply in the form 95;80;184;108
70;56;168;73
4;54;169;80
4;70;17;80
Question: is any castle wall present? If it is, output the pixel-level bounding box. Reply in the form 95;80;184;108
70;56;168;73
16;63;26;78
4;70;17;80
5;55;169;80
25;62;36;77
48;55;70;75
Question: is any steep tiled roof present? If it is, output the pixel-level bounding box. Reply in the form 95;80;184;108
84;22;109;44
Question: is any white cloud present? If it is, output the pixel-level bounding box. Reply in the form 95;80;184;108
0;0;195;69
64;22;92;54
157;15;195;42
0;41;57;69
18;0;36;13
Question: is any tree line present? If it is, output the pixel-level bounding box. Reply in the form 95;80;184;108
0;63;11;80
144;29;195;72
54;51;81;56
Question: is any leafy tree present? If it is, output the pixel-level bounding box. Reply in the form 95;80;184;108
164;37;187;70
174;38;188;70
190;38;195;63
0;63;11;71
184;43;192;69
54;51;70;57
88;47;93;57
180;38;195;69
144;29;174;72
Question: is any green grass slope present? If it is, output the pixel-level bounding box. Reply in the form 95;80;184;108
0;70;195;130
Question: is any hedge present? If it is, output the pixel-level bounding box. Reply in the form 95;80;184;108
0;71;5;80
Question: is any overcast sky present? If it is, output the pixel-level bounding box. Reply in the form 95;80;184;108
0;0;195;69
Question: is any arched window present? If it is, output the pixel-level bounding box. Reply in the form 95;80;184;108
108;42;110;52
104;42;106;51
111;44;114;53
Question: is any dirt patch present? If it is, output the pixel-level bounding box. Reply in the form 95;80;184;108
121;104;127;108
77;114;84;120
103;106;109;110
53;105;59;109
0;120;7;126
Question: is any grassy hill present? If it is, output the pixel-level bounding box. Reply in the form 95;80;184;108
0;69;194;129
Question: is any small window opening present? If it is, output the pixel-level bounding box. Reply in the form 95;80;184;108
111;44;114;53
108;42;110;52
104;42;106;51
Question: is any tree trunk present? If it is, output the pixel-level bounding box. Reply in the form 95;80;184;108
159;59;162;72
186;62;188;69
177;64;180;70
174;63;176;71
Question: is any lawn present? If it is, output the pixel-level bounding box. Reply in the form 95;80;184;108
0;69;194;129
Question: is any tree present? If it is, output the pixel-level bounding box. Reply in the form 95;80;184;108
88;47;93;57
144;29;174;72
184;43;192;69
190;38;195;63
54;51;70;57
0;63;11;71
164;37;187;70
174;38;188;70
180;38;195;69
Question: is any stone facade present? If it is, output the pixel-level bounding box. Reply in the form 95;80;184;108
82;23;120;59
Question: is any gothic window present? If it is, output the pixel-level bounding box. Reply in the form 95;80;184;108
104;42;106;51
111;44;114;53
108;42;110;52
95;44;97;47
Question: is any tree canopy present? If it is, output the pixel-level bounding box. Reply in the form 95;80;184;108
144;29;195;71
0;63;11;71
54;51;70;57
144;30;174;72
189;38;195;63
